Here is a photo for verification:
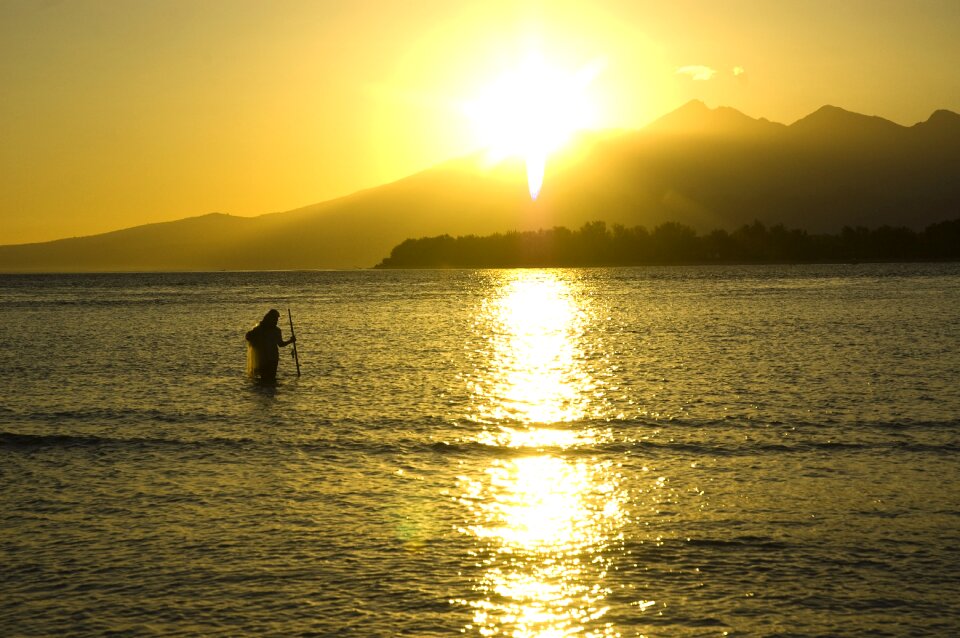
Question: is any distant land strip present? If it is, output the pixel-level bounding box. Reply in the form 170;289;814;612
375;219;960;268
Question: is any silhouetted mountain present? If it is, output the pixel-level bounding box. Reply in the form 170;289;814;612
0;213;257;272
790;105;906;140
2;101;958;271
646;99;785;137
913;109;960;137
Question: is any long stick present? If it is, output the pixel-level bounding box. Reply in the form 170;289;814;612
288;308;301;377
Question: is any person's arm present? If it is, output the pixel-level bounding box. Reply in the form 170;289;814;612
276;329;296;347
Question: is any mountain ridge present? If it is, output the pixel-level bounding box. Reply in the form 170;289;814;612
2;102;959;271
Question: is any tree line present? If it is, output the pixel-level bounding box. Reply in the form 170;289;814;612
375;218;960;268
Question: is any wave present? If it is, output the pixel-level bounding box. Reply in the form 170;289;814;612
424;437;959;459
0;294;226;308
3;414;956;457
0;431;261;451
8;401;957;433
8;406;233;426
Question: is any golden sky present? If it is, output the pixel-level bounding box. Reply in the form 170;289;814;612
2;0;958;244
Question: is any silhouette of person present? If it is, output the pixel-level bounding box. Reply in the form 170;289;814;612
245;309;296;382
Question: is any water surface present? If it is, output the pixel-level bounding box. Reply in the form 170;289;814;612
1;264;958;636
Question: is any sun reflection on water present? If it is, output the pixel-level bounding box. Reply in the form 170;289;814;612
475;425;607;450
469;271;597;426
457;456;625;637
458;271;626;636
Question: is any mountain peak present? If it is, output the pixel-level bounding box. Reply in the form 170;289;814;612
646;100;783;136
918;108;960;127
676;98;710;113
810;104;850;116
928;108;960;121
791;105;903;136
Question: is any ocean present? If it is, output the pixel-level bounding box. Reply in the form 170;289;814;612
1;265;958;637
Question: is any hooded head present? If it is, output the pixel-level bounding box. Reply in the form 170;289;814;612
262;309;281;327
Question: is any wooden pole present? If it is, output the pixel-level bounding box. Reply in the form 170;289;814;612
287;308;301;377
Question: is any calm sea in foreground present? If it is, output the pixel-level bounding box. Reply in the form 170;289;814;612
1;265;959;637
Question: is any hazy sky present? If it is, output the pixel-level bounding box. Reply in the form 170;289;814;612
2;0;958;244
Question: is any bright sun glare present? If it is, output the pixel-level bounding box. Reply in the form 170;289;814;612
465;54;603;199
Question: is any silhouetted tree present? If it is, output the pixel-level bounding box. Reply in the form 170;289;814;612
923;219;960;259
374;218;960;268
651;222;699;262
703;228;738;261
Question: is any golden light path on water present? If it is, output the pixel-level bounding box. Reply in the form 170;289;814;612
470;271;596;431
457;271;629;637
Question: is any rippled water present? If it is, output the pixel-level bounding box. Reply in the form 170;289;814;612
1;265;959;636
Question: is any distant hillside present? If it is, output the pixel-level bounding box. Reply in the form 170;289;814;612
2;101;959;272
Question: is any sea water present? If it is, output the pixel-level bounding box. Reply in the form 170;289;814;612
1;265;958;637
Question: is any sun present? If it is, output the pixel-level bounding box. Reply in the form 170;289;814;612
465;53;603;199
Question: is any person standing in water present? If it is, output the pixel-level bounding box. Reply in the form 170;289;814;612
245;309;296;381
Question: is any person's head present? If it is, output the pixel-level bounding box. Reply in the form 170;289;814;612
262;309;281;326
